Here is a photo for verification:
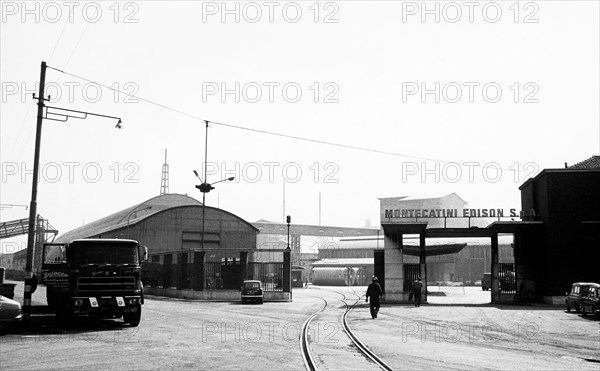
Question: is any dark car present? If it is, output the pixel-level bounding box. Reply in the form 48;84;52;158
241;280;263;304
481;273;491;291
566;282;597;313
0;295;23;324
580;283;600;318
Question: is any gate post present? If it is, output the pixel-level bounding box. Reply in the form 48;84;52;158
240;251;248;287
419;233;427;303
491;233;499;303
163;254;173;288
374;250;385;296
193;251;205;291
178;252;188;290
283;249;291;299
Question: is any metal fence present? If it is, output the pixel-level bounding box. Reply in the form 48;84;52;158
247;262;284;292
403;264;420;292
142;260;284;292
499;263;516;294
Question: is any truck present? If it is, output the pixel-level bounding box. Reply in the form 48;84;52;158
41;239;147;327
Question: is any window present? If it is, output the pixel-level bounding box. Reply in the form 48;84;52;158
44;245;67;264
69;241;139;266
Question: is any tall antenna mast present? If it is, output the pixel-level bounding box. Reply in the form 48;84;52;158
160;149;169;195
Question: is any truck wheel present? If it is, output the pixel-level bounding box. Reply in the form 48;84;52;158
124;307;142;327
56;307;76;326
566;305;571;312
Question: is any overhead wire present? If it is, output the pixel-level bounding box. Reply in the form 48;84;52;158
5;13;91;163
46;65;531;174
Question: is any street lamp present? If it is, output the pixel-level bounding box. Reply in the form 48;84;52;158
193;121;235;256
126;205;152;235
193;170;234;252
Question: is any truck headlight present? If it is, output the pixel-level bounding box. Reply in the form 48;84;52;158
74;299;84;307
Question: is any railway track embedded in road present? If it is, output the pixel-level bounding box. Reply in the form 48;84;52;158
301;288;394;371
300;297;327;371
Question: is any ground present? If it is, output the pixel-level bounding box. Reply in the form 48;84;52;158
1;281;598;370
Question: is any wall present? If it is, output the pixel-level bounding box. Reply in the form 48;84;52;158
520;169;600;299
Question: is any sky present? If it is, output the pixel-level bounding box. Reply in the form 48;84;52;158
1;1;599;253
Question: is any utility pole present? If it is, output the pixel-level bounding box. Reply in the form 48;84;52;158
23;61;48;321
193;120;234;268
22;62;123;321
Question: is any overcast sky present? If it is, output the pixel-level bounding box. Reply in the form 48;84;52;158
1;1;599;251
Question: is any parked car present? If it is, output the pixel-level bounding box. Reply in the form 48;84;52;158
0;295;22;324
566;282;597;313
580;283;600;318
241;280;263;304
481;273;491;291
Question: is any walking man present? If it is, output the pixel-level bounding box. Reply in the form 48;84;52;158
412;276;423;307
365;276;383;319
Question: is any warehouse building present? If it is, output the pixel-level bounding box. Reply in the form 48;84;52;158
53;193;292;300
251;220;379;283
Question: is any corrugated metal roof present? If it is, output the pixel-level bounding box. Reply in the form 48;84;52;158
55;193;202;243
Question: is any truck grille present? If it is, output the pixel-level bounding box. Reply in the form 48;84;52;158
77;277;135;292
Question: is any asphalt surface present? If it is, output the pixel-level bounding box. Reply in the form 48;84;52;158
1;282;599;370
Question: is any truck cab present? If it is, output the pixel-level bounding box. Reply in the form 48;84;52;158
41;239;147;326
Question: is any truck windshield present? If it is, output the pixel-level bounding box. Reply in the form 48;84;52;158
69;242;139;266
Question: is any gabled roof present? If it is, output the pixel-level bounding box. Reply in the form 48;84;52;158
569;155;600;169
56;194;202;243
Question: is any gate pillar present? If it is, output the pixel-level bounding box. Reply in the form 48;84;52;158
491;233;500;303
419;232;427;303
193;251;205;291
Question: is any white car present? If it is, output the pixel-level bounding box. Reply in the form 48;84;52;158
0;295;22;324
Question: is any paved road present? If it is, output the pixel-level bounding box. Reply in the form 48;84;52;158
1;283;599;370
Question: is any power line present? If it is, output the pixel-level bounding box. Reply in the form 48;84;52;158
48;16;70;64
62;22;91;71
47;65;532;173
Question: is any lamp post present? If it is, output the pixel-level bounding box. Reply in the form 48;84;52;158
193;121;234;255
286;215;291;250
194;173;234;254
286;215;292;300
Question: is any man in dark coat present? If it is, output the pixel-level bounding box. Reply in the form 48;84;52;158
365;276;383;319
413;276;423;307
